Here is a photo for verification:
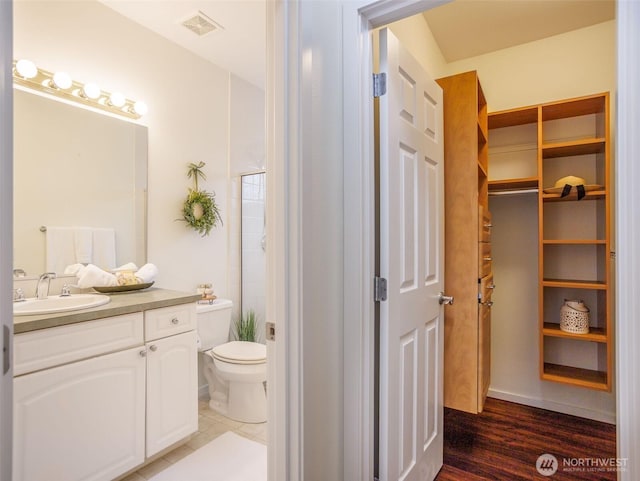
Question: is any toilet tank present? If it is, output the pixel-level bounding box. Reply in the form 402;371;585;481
196;299;233;350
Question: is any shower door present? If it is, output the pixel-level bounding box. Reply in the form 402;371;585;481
241;172;266;342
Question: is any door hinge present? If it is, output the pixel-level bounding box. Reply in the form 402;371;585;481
373;73;387;98
266;322;276;341
374;277;388;302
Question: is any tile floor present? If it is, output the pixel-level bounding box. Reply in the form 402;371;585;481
121;399;267;481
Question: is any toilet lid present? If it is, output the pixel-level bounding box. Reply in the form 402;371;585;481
211;341;266;364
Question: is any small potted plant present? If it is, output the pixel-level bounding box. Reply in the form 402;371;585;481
234;309;258;342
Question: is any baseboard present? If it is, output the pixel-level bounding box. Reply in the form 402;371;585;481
487;388;616;425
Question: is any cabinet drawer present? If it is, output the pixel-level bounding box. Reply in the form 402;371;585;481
14;312;143;376
478;242;492;277
478;206;492;243
145;304;196;341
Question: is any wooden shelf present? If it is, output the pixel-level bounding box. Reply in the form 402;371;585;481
542;363;608;391
543;323;607;343
488;177;538;192
488;106;538;129
543;239;606;245
542;279;606;289
542;94;607;121
478;161;488;178
477;121;487;145
542;190;606;202
542;138;605;158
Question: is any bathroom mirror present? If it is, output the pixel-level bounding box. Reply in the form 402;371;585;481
13;88;148;277
241;172;266;338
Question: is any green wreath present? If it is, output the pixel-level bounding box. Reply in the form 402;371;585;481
179;162;222;237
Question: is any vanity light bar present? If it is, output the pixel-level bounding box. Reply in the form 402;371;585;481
12;59;147;120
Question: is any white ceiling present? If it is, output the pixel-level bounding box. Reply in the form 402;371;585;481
423;0;615;62
100;0;266;89
99;0;615;91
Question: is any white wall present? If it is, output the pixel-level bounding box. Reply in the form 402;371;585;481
13;0;230;297
388;14;448;79
392;18;617;421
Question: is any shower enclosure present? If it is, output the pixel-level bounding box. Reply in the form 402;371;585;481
240;171;266;342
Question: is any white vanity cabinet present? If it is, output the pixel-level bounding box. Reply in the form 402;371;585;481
13;301;198;481
144;304;198;457
13;313;146;481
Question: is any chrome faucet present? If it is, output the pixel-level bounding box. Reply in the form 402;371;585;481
36;272;56;300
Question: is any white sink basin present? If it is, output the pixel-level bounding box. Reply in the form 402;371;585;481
14;294;110;316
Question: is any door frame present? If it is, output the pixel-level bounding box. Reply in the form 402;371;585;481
0;1;13;479
341;2;449;480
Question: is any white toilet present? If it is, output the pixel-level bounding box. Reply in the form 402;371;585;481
196;300;267;424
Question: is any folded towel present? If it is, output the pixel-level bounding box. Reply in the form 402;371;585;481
135;263;158;284
45;227;76;274
73;227;93;265
64;263;85;276
92;228;116;270
76;264;118;289
112;262;139;272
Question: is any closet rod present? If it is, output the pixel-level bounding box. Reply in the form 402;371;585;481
489;188;539;196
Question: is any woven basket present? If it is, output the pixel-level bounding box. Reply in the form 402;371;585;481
559;299;590;334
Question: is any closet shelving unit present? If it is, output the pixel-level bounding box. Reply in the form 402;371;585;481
539;93;611;391
437;70;492;414
488;93;612;392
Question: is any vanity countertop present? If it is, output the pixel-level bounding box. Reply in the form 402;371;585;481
14;288;202;334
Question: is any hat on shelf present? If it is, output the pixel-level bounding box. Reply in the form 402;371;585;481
543;175;602;200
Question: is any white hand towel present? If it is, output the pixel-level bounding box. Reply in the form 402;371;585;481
45;227;76;274
73;227;93;265
76;264;118;289
92;228;116;271
64;263;85;276
112;262;139;272
135;263;158;284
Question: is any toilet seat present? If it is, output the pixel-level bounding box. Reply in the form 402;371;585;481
211;341;266;365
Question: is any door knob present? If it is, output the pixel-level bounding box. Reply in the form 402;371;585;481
439;292;454;305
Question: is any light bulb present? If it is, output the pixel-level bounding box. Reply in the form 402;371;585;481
52;71;72;90
133;101;148;116
109;92;126;108
82;82;101;100
15;59;37;79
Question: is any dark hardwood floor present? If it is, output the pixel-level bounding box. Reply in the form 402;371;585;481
436;397;617;481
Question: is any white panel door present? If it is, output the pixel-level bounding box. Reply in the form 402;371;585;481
13;347;146;481
377;28;444;481
146;330;198;457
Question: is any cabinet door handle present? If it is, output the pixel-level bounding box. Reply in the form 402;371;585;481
139;349;147;357
149;344;158;352
171;317;179;325
484;300;494;307
488;284;496;289
484;256;492;261
484;223;493;228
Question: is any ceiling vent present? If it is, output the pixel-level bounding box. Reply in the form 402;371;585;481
181;11;223;37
